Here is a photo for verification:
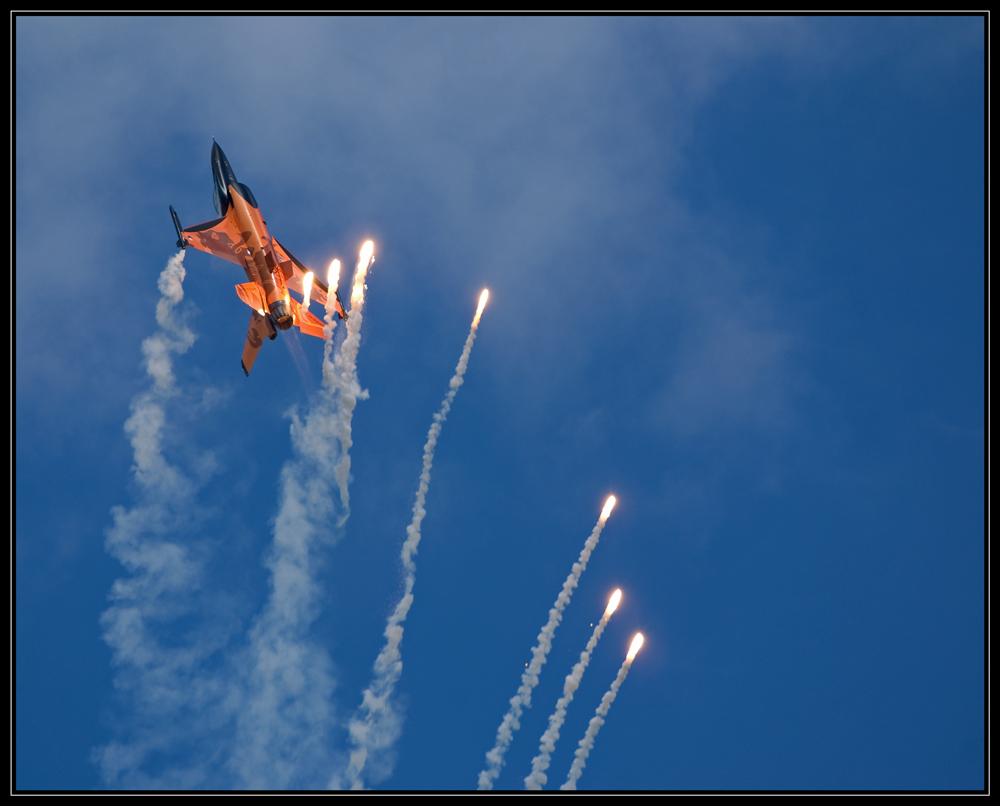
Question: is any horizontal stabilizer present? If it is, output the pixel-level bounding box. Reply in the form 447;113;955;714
235;282;266;312
241;309;273;376
286;296;327;339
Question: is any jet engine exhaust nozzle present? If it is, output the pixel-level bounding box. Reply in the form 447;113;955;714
269;300;294;331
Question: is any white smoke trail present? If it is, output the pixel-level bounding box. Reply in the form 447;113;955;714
228;391;344;788
561;638;641;791
321;258;342;385
337;292;489;790
140;250;196;395
478;496;616;790
97;252;231;788
524;592;620;789
328;246;373;522
230;247;373;789
98;247;375;789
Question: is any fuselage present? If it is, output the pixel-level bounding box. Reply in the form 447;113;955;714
211;142;294;330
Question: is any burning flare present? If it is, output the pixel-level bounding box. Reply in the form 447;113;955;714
600;496;616;522
605;589;622;618
302;270;314;311
327;259;341;295
626;633;644;662
352;241;374;308
473;289;489;326
360;239;374;268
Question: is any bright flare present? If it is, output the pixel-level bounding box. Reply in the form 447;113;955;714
351;241;375;308
471;288;489;321
605;589;622;617
360;240;374;269
302;271;314;310
328;259;341;293
600;496;617;522
626;633;644;661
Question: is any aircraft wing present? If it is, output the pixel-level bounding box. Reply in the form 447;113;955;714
272;238;347;320
181;213;247;266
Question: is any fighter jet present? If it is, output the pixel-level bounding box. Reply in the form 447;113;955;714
169;141;347;376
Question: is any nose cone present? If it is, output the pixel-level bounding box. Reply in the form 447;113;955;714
211;141;238;190
211;141;239;216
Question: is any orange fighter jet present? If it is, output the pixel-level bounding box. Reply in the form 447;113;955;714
169;141;347;376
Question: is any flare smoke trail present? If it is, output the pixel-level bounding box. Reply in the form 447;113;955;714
229;397;343;788
322;259;342;375
338;290;489;790
98;246;375;788
97;252;227;787
561;634;644;791
329;245;373;521
478;495;617;790
231;245;373;788
524;589;621;789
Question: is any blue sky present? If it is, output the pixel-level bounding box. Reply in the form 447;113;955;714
15;16;984;791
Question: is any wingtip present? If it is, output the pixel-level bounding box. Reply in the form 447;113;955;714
170;206;186;248
241;360;250;377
